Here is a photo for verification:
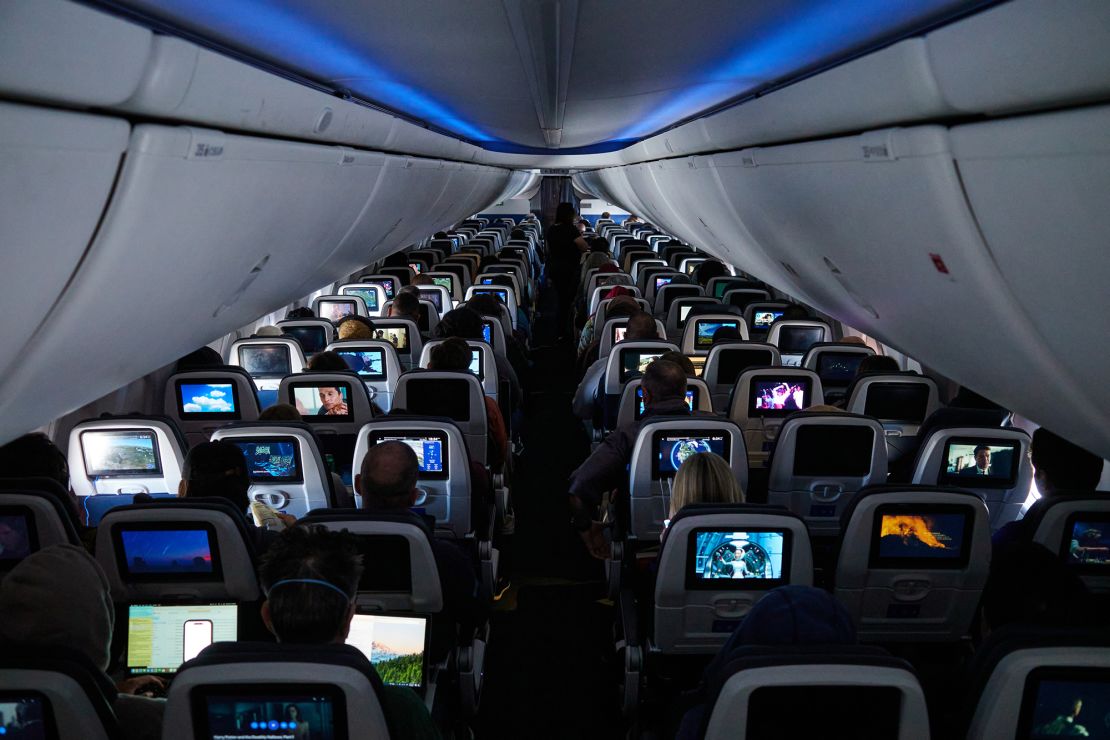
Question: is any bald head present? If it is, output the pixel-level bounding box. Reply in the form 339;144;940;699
357;441;419;510
626;311;657;341
642;359;687;406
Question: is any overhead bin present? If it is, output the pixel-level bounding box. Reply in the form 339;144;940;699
0;103;130;381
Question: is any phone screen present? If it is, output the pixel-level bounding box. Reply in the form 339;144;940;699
182;619;214;663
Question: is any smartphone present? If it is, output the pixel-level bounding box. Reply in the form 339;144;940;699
182;619;213;663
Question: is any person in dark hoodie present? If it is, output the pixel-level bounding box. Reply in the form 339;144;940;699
0;545;165;740
675;585;857;739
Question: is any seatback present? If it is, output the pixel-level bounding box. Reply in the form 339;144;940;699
653;283;703;316
227;337;306;408
847;373;941;463
210;422;337;518
364;318;422;370
276;318;335;357
476;267;522;298
803;342;876;402
767;413;889;536
95;501;260;603
628;419;748;541
665;297;720;336
707;277;758;301
355;273;401;301
163;643;390;740
379;265;415;287
701;646;929;740
911;426;1033;529
338;282;387;317
419;339;498;401
766;320;832;366
743;301;792;339
276;371;374;485
0;648;121;740
394;371;488;465
597;317;667;360
654;504;813;653
432;263;472;295
681;313;750;355
728;368;824;468
325;340;403;412
588;283;642;316
164;369;261;447
722;288;772;312
616;377;714;428
414;284;453;316
639;268;680;301
600;340;681;429
586;270;633;299
594;297;652;329
703;343;781;411
0;478;82;569
678;256;707;275
311;293;368;322
422;271;462;302
464;285;519;329
835;486;991;642
1026;493;1110;594
352;418;474;539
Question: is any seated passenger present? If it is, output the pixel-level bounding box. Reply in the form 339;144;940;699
428;337;509;470
0;432;83;528
711;325;744;346
337;316;376;341
253;325;284;338
993;428;1105;548
570;359;702;557
286;306;315;319
356;443;491;633
855;354;899;376
465;292;530;379
307;350;349;371
389;290;423;327
668;452;744;521
575;247;616;329
573;309;659;421
179;441;292;540
0;545;165;740
173;346;224;372
257;526;440;739
659;350;696;377
693;260;728;288
435;307;522;410
258;403;302;421
576;286;636;365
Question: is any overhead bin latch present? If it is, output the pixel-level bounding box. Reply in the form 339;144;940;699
860;130;897;162
185;128;226;161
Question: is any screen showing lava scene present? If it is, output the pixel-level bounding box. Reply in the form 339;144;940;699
872;507;970;568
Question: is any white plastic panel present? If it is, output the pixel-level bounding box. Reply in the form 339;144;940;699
0;0;152;107
0;103;130;380
952;105;1110;456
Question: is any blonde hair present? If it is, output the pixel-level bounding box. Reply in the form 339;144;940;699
337;319;374;341
805;404;844;413
670;452;744;518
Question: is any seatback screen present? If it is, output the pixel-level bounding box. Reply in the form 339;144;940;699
370;432;448;479
352;535;412;592
404;379;470;421
817;352;867;384
611;324;628;345
430;275;454;292
712;279;746;299
291;383;352;420
751;310;784;331
750;378;811;416
126;603;238;674
0;508;37;567
863;383;930;422
232;439;302;483
636;387;696;420
654;275;674;292
778;326;824;354
281;326;327;355
714;349;773;386
317;299;358;322
687;355;706;377
620;350;663;383
115;524;220;581
469;348;483;380
238;345;291;377
336;349;386;380
747;686;900;739
195;686;345;740
177;381;240;419
345;614;428;689
415;288;443;312
869;505;972;569
81;429;161;477
695;320;739;349
939;438;1019;487
373;326;409;353
364;278;395;300
1017;668;1110;740
0;694;55;740
1064;514;1110;571
652;432;728;478
472;287;508;304
793;425;875;477
341;287;379;311
687;529;789;589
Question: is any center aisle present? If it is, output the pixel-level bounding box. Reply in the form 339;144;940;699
475;277;624;738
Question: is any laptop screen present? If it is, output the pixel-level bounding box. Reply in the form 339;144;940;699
345;614;429;689
126;603;238;674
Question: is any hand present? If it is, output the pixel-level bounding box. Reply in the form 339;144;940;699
276;512;298;527
116;674;166;697
578;522;610;560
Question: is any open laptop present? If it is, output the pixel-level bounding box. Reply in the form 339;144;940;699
125;602;239;675
344;613;430;692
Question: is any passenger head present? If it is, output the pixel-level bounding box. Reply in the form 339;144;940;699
589;236;610;253
805;404;844;413
856;354;899;377
604;293;639;320
356;441;420;511
625;311;658;341
781;304;810;321
428;337;472;372
839;336;868;346
950;385;1004;411
601;211;611;220
174;346;224;372
0;433;69;489
0;545;114;670
286;307;315;319
258;525;361;644
734;585;856;645
435;307;483;340
1031;428;1104;496
389;290;422;322
711;325;744;345
641;359;687;407
337;317;375;341
659;350;695;377
981;542;1096;634
307;350;348;371
259;403;302;421
555;202;576;225
179;440;250;513
465;293;502;318
669;452;743;518
510;228;525;240
253;325;283;338
433;231;448;240
411;274;434;287
694;260;727;287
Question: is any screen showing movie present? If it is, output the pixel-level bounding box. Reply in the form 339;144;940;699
695;320;739;349
636;387;695;419
81;430;161;477
620;350;663;382
365;278;394;300
431;276;454;292
197;688;343;740
468;348;483;380
408;261;424;274
654;433;728;478
864;382;931;422
317;299;357;322
0;510;35;565
750;378;811;416
0;695;52;740
817;352;867;384
416;289;443;312
117;526;218;579
611;325;628;345
654;275;674;292
177;381;239;419
871;506;971;568
336;349;386;380
685;260;704;275
232;439;301;483
126;603;238;674
373;433;447;478
238;345;291;377
373;326;409;353
689;530;787;588
687;355;706;377
940;439;1019;486
291;384;351;419
778;326;825;354
747;686;900;740
281;326;327;355
345;614;428;688
752;310;784;330
1018;670;1110;740
473;287;507;304
341;287;379;312
1064;516;1110;570
713;279;746;299
793;425;875;477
